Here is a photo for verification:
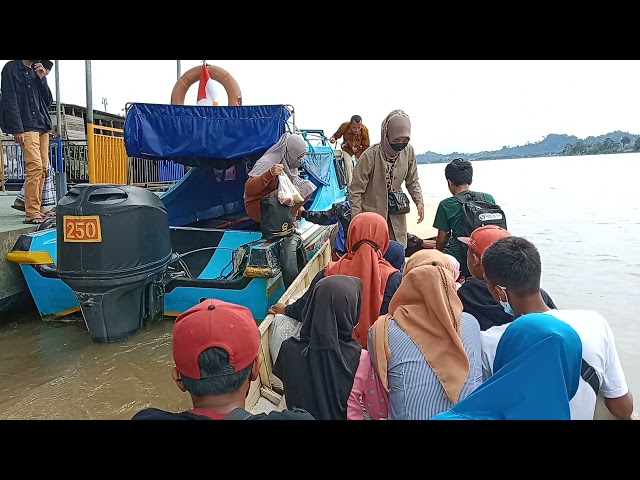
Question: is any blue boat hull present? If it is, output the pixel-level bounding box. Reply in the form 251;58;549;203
12;219;333;323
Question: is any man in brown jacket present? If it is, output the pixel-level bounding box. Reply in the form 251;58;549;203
329;115;370;186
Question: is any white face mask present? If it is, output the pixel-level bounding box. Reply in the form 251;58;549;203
498;286;514;316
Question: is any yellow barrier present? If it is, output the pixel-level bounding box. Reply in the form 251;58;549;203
87;124;127;184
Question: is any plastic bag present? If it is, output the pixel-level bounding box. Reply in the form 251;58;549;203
269;313;303;391
277;173;304;206
269;313;303;364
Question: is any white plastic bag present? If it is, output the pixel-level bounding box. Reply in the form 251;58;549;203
277;173;304;206
269;314;303;363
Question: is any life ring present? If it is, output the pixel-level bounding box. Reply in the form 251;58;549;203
170;64;242;106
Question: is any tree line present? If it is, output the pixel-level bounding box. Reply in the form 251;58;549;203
562;136;640;156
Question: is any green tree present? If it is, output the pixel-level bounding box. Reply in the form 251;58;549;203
621;136;631;146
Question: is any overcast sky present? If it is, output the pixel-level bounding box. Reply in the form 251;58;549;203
2;60;638;155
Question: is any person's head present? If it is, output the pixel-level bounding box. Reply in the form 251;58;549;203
300;275;362;344
349;115;363;134
383;240;405;273
459;225;512;280
171;299;261;401
402;249;459;287
347;212;390;257
482;236;542;315
284;133;308;170
444;158;473;194
380;110;411;159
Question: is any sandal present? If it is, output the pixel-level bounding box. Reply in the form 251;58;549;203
23;216;46;225
41;209;56;217
11;201;25;212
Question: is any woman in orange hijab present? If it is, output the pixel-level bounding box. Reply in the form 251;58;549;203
368;249;483;419
269;212;401;348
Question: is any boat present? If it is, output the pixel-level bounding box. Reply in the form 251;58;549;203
6;99;348;343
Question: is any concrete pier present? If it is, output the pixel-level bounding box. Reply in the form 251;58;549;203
0;192;39;317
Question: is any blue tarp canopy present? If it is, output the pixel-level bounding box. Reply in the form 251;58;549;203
301;146;333;187
124;103;291;167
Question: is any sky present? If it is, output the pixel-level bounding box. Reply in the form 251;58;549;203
1;60;639;155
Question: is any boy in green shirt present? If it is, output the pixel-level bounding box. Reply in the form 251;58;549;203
433;158;495;278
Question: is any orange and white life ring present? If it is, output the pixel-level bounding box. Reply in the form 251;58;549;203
170;64;242;106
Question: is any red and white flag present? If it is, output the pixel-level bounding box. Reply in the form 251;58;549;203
197;63;219;106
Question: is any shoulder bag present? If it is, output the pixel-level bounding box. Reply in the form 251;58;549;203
386;161;410;215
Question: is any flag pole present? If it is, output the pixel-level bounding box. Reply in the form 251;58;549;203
85;60;96;183
177;60;181;80
54;60;67;201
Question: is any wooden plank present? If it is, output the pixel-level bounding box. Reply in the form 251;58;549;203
248;239;332;413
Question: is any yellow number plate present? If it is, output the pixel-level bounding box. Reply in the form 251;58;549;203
63;215;102;243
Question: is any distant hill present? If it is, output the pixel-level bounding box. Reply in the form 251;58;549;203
416;131;640;164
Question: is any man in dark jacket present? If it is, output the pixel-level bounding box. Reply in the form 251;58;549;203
0;60;54;224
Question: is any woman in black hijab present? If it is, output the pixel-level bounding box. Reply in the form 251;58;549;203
273;275;362;420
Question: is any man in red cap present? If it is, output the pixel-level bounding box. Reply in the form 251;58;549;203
457;225;557;332
132;299;315;420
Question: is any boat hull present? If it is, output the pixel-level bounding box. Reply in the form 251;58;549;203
8;220;334;324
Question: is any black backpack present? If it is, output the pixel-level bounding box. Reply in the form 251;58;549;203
453;191;507;273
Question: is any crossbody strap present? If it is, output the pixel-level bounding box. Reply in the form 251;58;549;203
385;160;395;192
581;358;600;396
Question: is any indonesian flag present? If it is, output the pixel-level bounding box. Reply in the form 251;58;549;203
197;63;219;106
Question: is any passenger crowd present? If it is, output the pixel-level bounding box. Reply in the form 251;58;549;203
132;109;634;421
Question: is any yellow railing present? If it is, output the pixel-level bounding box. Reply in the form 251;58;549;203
87;124;127;184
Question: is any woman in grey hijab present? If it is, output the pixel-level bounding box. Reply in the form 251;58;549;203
349;110;425;248
244;132;317;223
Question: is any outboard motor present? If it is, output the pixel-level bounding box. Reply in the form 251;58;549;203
56;184;173;343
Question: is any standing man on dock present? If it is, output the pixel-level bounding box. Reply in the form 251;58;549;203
330;115;370;187
0;60;54;224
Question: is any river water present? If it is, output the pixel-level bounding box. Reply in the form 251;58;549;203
1;153;638;419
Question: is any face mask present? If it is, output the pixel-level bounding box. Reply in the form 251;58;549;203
498;287;514;316
499;300;515;316
289;155;304;170
390;142;408;152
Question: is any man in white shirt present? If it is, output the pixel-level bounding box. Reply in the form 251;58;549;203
480;236;634;420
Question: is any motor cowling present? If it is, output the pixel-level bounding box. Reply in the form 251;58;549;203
56;184;172;343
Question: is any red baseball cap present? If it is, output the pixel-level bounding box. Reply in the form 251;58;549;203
172;299;260;379
458;225;512;256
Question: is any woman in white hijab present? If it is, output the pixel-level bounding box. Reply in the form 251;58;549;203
244;132;316;225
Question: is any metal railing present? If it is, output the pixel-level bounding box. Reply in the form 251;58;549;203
2;139;185;190
89;125;128;184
